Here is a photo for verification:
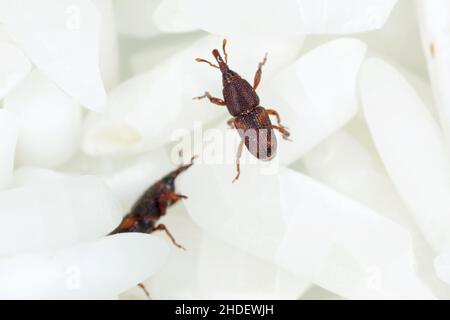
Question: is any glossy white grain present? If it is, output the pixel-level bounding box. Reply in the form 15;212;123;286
303;129;415;229
360;57;450;252
268;38;367;164
417;0;450;143
434;252;450;285
94;0;120;89
276;168;434;299
4;71;82;168
153;0;398;35
0;234;168;299
0;110;18;190
114;0;164;38
0;42;31;100
0;0;106;110
297;0;398;34
0;173;123;256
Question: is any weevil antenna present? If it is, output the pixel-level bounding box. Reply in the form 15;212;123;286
195;57;219;69
222;39;228;64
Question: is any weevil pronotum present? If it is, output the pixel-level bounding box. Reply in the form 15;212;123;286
109;155;195;298
194;39;291;182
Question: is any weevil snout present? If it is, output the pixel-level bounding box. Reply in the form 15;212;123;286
212;49;228;72
165;155;197;182
212;48;239;85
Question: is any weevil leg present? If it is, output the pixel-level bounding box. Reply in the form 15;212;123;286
193;91;226;106
163;192;188;202
232;139;245;183
227;118;236;129
272;125;291;141
153;223;186;250
253;53;268;90
157;192;187;213
172;193;188;200
266;109;289;129
138;283;151;300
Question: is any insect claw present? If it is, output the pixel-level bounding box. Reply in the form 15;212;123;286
138;283;151;300
189;155;198;165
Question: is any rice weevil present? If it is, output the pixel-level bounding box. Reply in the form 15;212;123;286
108;155;195;299
194;39;290;182
109;156;196;249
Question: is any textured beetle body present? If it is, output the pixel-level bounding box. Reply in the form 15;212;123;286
223;77;259;116
109;178;171;235
195;40;290;181
108;157;194;299
234;106;276;160
221;70;276;160
109;158;194;245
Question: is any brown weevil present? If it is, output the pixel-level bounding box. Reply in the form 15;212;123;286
108;155;195;299
109;155;196;249
194;39;290;182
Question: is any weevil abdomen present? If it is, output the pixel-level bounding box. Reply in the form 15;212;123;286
234;106;277;160
223;77;259;116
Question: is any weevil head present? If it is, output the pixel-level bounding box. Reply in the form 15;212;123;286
160;175;176;194
212;49;240;86
212;49;227;72
160;156;196;192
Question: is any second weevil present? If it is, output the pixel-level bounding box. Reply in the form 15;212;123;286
194;39;291;182
108;155;195;299
109;156;196;249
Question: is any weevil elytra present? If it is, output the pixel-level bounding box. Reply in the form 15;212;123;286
194;39;290;182
109;156;196;250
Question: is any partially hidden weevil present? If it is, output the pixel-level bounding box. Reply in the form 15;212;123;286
108;156;195;298
194;39;291;182
109;156;195;248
